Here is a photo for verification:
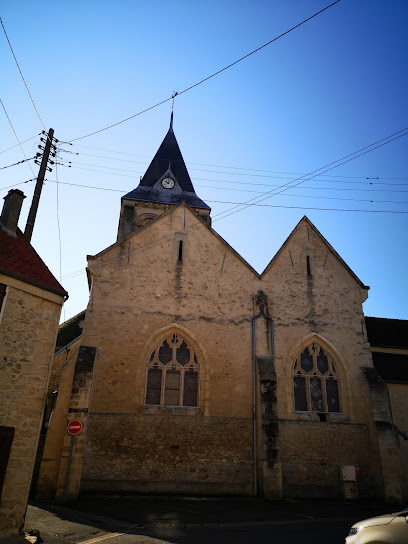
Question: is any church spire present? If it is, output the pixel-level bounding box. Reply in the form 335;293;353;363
117;118;211;241
122;120;210;211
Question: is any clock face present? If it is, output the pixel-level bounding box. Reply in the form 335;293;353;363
161;177;175;189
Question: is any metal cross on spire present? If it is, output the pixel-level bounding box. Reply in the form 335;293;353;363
170;91;178;131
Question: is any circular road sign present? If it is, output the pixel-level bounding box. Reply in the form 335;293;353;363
67;420;82;435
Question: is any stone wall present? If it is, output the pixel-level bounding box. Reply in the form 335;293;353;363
36;207;403;501
280;420;371;498
0;281;62;539
81;413;253;494
35;339;80;500
388;384;408;499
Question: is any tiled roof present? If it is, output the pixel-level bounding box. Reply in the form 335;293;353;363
365;317;408;349
0;227;67;297
372;352;408;383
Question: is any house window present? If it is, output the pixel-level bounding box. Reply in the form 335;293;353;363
293;341;341;413
145;333;199;407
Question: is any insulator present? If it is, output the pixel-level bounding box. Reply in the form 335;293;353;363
53;138;59;143
38;145;44;150
49;160;54;165
41;130;47;135
47;167;53;172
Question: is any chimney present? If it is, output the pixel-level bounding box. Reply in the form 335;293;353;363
0;189;26;237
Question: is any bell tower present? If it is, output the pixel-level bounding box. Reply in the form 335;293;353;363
117;115;211;242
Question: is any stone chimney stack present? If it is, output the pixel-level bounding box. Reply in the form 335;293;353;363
0;189;26;237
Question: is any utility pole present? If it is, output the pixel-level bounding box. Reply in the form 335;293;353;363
24;128;55;242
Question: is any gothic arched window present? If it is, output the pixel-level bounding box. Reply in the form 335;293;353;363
145;333;199;407
293;342;341;413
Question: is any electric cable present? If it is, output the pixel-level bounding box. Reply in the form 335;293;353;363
0;17;46;130
0;156;35;170
0;178;36;191
48;171;408;195
43;178;408;205
0;98;36;177
55;158;65;321
0;133;40;156
58;157;408;187
66;142;408;180
67;0;342;142
214;129;408;223
58;127;408;282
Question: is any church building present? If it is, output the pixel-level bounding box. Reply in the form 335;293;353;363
36;117;407;503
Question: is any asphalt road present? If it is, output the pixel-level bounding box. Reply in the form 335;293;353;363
26;505;355;544
25;497;391;544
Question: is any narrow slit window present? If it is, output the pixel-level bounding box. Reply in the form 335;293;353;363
178;240;183;262
306;255;311;276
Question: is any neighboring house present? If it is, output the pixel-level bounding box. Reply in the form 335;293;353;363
35;119;407;504
0;190;67;540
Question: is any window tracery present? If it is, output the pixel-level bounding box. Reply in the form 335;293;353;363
293;341;341;413
145;333;199;407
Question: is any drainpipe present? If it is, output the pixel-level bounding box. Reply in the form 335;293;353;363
252;297;258;496
252;295;276;497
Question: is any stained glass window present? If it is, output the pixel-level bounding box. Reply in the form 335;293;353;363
293;342;341;413
145;333;199;407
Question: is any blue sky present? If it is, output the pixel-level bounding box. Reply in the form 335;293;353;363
1;0;407;322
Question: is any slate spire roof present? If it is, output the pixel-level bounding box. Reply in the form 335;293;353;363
123;117;210;210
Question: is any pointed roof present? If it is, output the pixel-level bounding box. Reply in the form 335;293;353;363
123;118;210;210
261;216;369;289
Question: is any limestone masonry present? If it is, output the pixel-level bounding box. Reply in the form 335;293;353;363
34;121;407;505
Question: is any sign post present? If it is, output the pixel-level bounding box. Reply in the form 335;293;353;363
63;420;83;500
67;420;82;435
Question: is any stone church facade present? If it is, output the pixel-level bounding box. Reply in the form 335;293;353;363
36;118;407;503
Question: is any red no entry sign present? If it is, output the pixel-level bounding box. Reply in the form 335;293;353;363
67;420;82;435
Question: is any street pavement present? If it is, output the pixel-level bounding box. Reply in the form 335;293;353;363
23;496;402;544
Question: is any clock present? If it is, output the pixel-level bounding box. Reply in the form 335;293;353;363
161;177;175;189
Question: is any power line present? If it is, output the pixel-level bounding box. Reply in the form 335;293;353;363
0;17;45;130
0;178;36;191
59;157;408;187
58;127;408;282
46;175;408;196
55;159;64;320
214;129;408;223
0;133;40;156
207;201;408;214
43;178;408;205
60;200;406;284
67;0;342;142
0;156;35;171
0;98;36;177
62;145;408;182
